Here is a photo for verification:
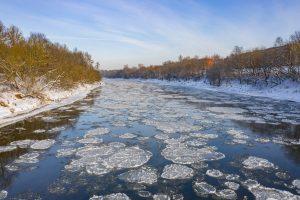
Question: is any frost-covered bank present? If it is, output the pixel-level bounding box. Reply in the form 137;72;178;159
0;82;101;127
138;79;300;102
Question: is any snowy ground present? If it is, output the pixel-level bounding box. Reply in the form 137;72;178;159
0;82;102;127
138;79;300;103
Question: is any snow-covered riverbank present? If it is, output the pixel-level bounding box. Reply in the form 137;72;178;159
0;82;102;127
138;79;300;103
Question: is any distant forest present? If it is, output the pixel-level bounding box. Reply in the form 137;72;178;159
103;32;300;86
0;21;101;97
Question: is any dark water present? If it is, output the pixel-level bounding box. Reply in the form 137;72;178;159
0;79;300;200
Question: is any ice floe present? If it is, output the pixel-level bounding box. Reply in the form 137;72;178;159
153;194;171;200
293;180;300;190
78;138;103;144
225;174;240;181
193;181;216;196
227;129;249;140
242;156;275;169
66;144;152;174
154;134;169;140
86;163;111;176
84;127;109;138
119;133;137;139
185;139;207;147
207;107;247;114
118;166;157;185
206;169;224;178
224;182;240;190
275;172;290;180
15;152;40;164
137;190;152;198
161;164;194;180
89;193;130;200
103;146;152;169
189;133;218;139
216;189;237;199
30;139;55;150
10;139;36;148
161;144;225;164
247;184;300;200
56;148;77;157
33;129;46;133
0;190;7;199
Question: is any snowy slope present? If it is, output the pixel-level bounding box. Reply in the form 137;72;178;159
0;82;101;127
140;79;300;102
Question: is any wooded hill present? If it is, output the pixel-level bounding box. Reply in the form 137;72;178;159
0;21;101;97
103;32;300;86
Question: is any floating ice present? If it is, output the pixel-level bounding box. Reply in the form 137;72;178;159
118;166;157;185
242;179;260;188
226;174;240;181
248;184;300;200
164;136;189;145
0;145;17;153
5;164;19;171
137;191;152;198
275;172;290;180
56;148;77;157
103;146;152;169
48;126;66;133
224;182;240;190
193;181;216;196
232;139;247;144
0;190;7;199
190;133;218;139
119;133;137;139
154;134;169;140
33;129;46;133
90;193;130;200
227;129;249;140
84;127;109;138
243;156;275;169
15;152;40;164
78;138;103;144
255;138;270;143
216;189;237;199
161;164;194;180
206;169;224;178
185;139;207;147
161;144;225;164
293;180;300;190
172;194;184;200
86;163;111;176
10;139;36;148
207;107;247;114
30;139;55;150
153;194;171;200
75;145;118;158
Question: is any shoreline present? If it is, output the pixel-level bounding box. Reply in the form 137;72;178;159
0;82;102;128
130;78;300;103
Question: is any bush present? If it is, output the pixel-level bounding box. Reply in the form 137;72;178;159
0;21;101;97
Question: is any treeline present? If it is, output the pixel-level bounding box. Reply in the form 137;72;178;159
103;32;300;86
0;21;101;97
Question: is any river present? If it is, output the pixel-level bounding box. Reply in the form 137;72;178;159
0;79;300;200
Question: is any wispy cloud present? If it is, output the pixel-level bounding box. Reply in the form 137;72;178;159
0;0;299;69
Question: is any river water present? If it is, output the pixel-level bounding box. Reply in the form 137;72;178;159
0;79;300;200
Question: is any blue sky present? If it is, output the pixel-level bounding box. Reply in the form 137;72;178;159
1;0;299;69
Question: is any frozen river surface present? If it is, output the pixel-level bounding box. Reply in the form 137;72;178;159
0;79;300;200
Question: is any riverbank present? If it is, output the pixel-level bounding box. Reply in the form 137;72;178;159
0;82;102;127
137;79;300;102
